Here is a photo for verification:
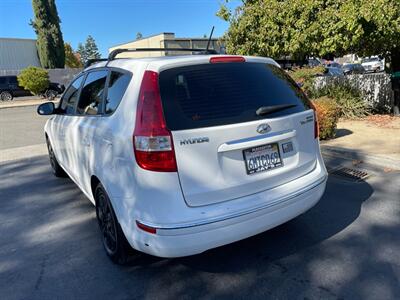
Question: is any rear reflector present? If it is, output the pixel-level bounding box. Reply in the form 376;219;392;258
210;56;246;63
136;221;157;234
133;70;177;172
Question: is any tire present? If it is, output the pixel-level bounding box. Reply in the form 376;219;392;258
45;89;57;100
46;137;67;177
0;91;13;101
95;183;133;264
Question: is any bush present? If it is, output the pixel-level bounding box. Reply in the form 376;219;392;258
312;96;341;140
310;82;370;119
17;66;49;96
288;66;325;95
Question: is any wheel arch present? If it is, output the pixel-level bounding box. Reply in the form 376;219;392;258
90;175;101;205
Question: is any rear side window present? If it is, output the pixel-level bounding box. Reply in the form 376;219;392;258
159;62;310;130
77;70;108;115
60;75;84;115
105;71;131;114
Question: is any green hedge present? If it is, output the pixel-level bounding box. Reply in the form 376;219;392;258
17;66;49;96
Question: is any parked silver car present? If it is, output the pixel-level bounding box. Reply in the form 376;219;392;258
361;57;384;73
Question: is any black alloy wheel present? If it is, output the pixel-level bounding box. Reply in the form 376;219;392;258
46;138;67;177
95;183;132;264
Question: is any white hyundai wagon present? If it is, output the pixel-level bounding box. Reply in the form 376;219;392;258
38;50;328;264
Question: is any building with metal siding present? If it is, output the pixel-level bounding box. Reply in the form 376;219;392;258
0;38;41;70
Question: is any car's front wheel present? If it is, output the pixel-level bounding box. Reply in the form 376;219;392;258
95;183;133;264
46;137;67;177
0;91;13;101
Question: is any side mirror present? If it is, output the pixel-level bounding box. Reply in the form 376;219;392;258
37;102;55;115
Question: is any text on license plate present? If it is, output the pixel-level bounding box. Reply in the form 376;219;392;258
243;143;283;175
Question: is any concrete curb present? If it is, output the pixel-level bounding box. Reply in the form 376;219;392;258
321;145;400;170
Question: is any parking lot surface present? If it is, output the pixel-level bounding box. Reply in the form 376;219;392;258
1;154;399;300
0;106;48;150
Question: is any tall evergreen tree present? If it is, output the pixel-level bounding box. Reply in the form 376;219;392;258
84;35;101;60
31;0;65;68
76;43;86;64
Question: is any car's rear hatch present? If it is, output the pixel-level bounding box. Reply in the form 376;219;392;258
158;58;318;207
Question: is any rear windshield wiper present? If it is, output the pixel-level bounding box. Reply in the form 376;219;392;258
256;104;297;116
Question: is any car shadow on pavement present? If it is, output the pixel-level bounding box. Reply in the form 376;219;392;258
177;176;373;271
335;128;353;138
2;156;400;300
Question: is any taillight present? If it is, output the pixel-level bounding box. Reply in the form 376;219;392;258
314;111;319;139
209;56;246;63
133;70;177;172
309;101;319;139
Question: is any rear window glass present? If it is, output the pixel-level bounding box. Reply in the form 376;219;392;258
159;62;310;130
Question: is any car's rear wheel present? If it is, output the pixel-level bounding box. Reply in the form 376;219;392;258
95;183;132;264
46;137;67;177
0;91;13;101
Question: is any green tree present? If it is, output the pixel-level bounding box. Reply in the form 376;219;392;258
84;35;101;61
136;32;143;40
31;0;65;68
76;43;86;64
64;43;82;68
218;0;400;71
17;67;50;95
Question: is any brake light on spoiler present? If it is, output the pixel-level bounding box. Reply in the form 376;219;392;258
209;56;246;63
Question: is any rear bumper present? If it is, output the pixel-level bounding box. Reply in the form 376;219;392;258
131;172;327;258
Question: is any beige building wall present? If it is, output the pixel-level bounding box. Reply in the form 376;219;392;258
109;33;224;59
109;33;175;58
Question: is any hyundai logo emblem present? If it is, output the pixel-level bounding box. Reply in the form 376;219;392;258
256;123;271;134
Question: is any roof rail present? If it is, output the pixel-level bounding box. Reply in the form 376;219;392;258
107;47;218;61
84;58;108;68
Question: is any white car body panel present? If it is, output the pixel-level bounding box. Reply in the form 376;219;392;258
43;55;328;257
361;58;384;72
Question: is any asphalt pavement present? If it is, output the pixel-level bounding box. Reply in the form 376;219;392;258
0;106;399;300
0;106;48;150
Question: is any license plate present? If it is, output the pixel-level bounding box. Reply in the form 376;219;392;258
243;143;283;175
